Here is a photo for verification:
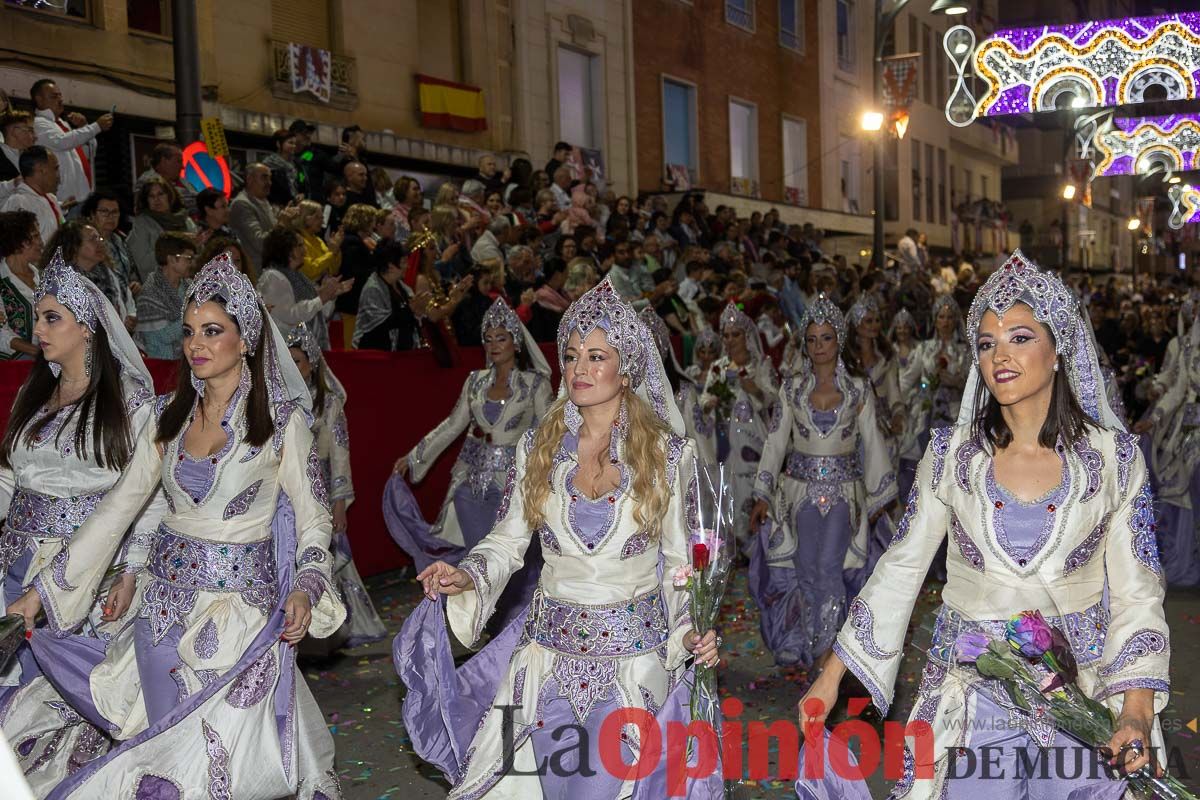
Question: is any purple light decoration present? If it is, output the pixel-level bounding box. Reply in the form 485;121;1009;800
1096;113;1200;176
976;13;1200;116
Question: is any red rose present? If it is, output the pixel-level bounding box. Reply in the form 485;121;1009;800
692;542;710;571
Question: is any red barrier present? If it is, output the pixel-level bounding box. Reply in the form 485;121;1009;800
0;346;564;579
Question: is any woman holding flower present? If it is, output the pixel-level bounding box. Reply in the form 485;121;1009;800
913;295;971;443
701;301;778;547
799;252;1171;798
393;277;720;798
747;295;896;668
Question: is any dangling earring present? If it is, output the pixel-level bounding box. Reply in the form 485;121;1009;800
49;361;62;378
1053;361;1060;373
615;389;630;440
84;338;93;380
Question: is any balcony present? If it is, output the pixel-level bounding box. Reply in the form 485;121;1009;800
270;40;358;112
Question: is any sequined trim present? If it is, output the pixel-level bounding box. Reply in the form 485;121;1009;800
495;461;518;521
5;488;106;540
1100;629;1169;677
930;603;1109;666
929;427;953;490
564;463;629;554
1129;482;1162;576
522;588;669;659
306;441;331;513
831;640;889;715
784;452;862;483
552;655;618;723
202;720;231;800
1072;437;1103;503
222;480;262;520
538;526;562;556
1115;432;1138;494
953;437;983;493
890;484;921;546
950;512;985;572
512;666;527;707
1063;516;1109;576
1096;677;1170;700
148;525;277;616
846;598;899;659
225;648;278;709
194;619;219;660
138;580;198;644
332;410;350;448
459;438;517;498
619;531;652;559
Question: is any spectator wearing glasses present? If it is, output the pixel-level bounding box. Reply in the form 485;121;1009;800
82;189;137;300
134;231;195;358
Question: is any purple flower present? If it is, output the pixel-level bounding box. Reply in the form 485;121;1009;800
1006;610;1053;659
954;631;990;663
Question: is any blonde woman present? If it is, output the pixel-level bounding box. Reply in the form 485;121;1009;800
289;199;343;283
395;278;721;798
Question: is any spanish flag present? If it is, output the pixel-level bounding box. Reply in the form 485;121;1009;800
417;74;488;132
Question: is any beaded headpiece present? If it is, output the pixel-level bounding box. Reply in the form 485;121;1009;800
932;294;964;340
719;301;764;363
694;328;721;354
958;249;1121;431
481;297;524;352
557;277;682;434
285;322;321;365
185;252;265;354
965;251;1078;361
638;307;672;363
36;249;99;332
889;307;917;335
798;293;847;353
847;292;880;327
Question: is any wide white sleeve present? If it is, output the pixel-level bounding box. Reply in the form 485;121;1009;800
277;412;347;638
1096;444;1170;712
34;117;100;152
33;419;164;632
832;436;949;713
446;431;535;648
113;402;168;575
858;389;898;517
531;373;553;423
405;377;473;482
327;397;354;506
661;439;700;670
751;379;792;515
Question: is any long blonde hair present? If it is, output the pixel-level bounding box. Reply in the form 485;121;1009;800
523;392;671;537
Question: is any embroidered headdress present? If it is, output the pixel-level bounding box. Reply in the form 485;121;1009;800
36;249;99;332
482;297;550;376
798;293;847;354
185;253;265;354
719;301;764;363
889;307;917;337
931;294;964;340
847;293;880;328
959;249;1123;430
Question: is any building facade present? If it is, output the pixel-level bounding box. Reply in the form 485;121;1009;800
0;0;637;195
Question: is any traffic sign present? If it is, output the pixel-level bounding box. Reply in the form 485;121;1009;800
181;141;232;199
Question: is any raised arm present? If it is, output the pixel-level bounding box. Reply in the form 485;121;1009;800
405;376;474;481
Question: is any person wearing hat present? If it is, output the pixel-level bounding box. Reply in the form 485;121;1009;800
289;118;329;203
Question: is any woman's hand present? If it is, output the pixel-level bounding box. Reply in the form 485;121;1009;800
325;226;344;250
281;590;313;644
332;499;348;534
101;573;137;621
1104;711;1157;776
1132;418;1154;435
393;456;410;477
749;499;770;533
686;629;720;669
739;375;761;398
6;589;42;631
416;561;475;601
318;275;342;303
797;652;847;737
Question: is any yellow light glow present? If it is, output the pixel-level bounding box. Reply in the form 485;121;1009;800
861;111;885;132
1062;184;1077;200
1127;217;1141;230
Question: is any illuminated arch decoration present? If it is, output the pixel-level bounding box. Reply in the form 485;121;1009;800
974;13;1200;117
1168;184;1200;229
1094;114;1200;176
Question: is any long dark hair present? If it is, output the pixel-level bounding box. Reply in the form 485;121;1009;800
157;299;274;448
0;326;134;470
970;356;1097;451
843;317;893;377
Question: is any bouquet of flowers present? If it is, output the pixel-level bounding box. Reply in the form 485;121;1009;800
0;562;129;672
707;377;737;422
955;610;1196;800
673;462;735;747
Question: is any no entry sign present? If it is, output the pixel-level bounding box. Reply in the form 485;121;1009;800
181;141;232;198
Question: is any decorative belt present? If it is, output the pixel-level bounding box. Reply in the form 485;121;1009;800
459;437;515;472
928;602;1109;667
524;588;669;659
148;526;276;596
784;453;862;483
5;487;107;539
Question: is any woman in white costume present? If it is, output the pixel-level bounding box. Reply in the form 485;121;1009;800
800;252;1170;799
8;253;347;799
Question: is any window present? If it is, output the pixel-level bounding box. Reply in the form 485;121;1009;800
128;0;170;36
558;47;602;150
936;31;947;110
923;24;934;106
840;136;861;214
783;116;808;205
924;142;935;222
908;16;920;102
884;139;900;221
663;78;698;180
6;0;88;20
272;0;330;48
729;99;759;183
779;0;803;52
836;0;854;71
912;138;922;222
937;147;947;224
726;0;754;31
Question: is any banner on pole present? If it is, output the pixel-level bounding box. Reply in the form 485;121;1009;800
882;52;921;137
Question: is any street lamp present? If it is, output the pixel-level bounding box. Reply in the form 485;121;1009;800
1127;217;1140;231
869;0;975;271
861;111;885;132
1062;184;1077;200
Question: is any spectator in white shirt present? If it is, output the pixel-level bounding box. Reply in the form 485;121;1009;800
469;214;513;269
30;78;112;208
0;110;36;205
897;227;921;274
550;166;572;211
677;259;706;303
1;146;62;242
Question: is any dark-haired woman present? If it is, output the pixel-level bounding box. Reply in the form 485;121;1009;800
352;239;423;351
257;226;351;351
0;209;42;360
800;252;1171;799
7;254;346;798
0;253;163;793
287;323;386;648
747;296;895;668
388;299;550;624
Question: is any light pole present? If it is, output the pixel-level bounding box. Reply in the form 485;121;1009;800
868;0;969;271
172;0;202;145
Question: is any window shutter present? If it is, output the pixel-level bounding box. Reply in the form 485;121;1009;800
271;0;330;49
